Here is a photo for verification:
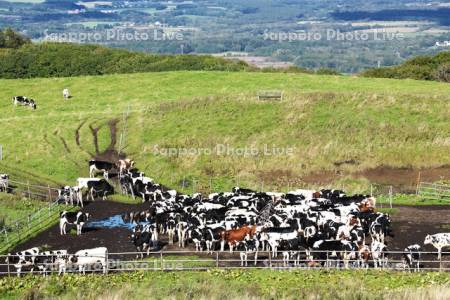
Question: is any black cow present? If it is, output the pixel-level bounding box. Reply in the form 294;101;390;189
87;179;114;201
89;160;114;179
59;211;90;235
12;96;37;110
131;231;153;258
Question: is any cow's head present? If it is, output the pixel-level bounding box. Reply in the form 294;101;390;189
424;235;432;245
69;255;78;263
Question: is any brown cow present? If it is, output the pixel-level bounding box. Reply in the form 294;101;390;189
220;225;257;252
117;159;135;175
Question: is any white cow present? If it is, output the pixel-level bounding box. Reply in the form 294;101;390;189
63;88;70;99
0;174;8;192
424;233;450;260
67;247;108;275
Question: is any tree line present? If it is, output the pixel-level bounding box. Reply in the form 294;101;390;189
361;51;450;83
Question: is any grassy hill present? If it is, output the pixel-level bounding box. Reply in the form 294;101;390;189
362;51;450;82
0;71;449;194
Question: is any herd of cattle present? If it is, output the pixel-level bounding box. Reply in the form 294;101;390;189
3;158;450;276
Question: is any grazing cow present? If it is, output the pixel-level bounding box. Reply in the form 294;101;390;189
117;159;135;175
35;250;68;276
59;211;90;235
89;160;114;179
67;247;108;274
0;174;8;192
63;88;70;99
424;233;450;260
403;244;421;272
5;247;40;276
12;96;36;110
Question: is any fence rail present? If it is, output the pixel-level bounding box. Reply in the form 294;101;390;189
417;182;450;201
0;250;449;276
0;200;76;254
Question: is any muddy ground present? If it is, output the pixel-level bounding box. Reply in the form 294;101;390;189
2;201;449;272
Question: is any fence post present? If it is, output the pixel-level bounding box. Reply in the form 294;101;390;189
106;251;109;274
389;186;393;209
7;256;10;277
4;228;8;243
48;185;52;201
216;251;219;268
268;251;272;269
416;172;421;195
160;251;164;271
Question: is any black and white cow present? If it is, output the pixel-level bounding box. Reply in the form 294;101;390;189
0;174;8;192
57;186;82;206
35;250;68;276
89;160;114;179
403;244;421;272
66;247;108;274
59;211;90;235
77;178;114;201
5;247;40;276
12;96;37;110
370;240;388;269
130;231;153;258
237;237;259;266
424;233;450;260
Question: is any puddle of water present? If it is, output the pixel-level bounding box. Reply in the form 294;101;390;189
86;215;149;231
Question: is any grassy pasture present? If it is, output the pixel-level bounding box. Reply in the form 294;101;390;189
0;269;449;299
0;71;449;194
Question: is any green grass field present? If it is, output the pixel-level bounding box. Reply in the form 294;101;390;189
0;71;449;194
0;269;449;299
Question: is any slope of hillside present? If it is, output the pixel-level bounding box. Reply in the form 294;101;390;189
0;71;449;193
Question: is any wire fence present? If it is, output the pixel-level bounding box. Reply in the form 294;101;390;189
0;199;75;254
7;179;60;201
0;250;449;276
417;182;450;201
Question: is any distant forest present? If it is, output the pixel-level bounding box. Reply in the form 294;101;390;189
332;8;450;26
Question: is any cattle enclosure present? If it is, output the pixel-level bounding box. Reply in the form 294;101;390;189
2;199;450;276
